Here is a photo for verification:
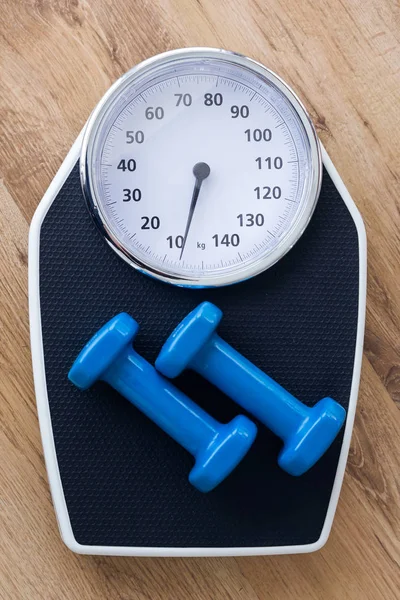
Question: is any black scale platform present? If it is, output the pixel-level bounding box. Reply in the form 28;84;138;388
39;164;359;548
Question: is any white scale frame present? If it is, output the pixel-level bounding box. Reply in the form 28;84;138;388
29;130;366;556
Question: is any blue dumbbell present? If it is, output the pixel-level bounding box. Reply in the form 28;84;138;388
68;313;257;492
155;302;346;476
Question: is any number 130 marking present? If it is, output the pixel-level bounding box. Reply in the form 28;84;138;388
237;213;264;227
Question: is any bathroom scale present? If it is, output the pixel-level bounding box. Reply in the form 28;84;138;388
29;48;366;556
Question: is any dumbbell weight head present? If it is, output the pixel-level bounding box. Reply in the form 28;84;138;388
188;416;257;491
277;396;346;476
156;302;222;379
69;313;257;492
68;313;139;390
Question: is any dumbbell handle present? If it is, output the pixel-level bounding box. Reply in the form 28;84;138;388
104;346;219;456
191;334;304;440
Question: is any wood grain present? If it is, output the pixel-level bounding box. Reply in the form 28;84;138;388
1;1;399;598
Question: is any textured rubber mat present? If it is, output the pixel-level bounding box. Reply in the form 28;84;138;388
39;164;359;547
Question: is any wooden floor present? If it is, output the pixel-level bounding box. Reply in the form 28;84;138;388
1;1;400;598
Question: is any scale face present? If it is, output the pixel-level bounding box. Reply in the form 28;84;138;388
29;48;366;557
82;48;321;287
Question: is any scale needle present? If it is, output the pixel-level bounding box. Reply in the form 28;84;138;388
179;162;210;260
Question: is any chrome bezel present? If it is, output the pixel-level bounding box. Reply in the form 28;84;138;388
81;47;322;288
